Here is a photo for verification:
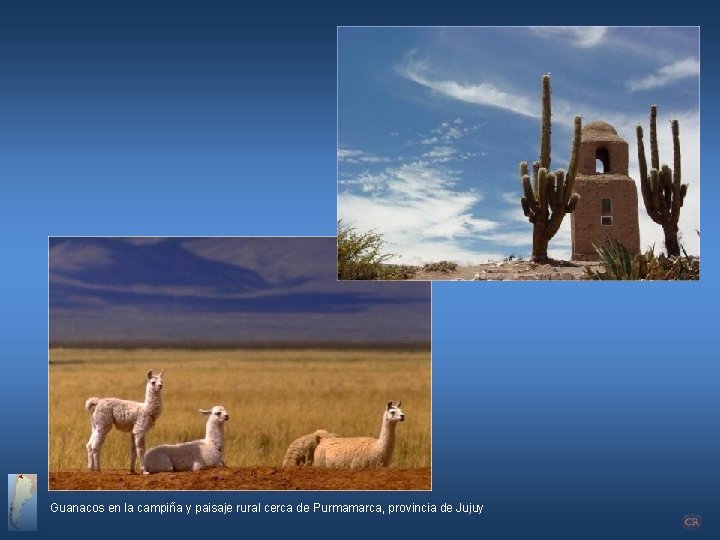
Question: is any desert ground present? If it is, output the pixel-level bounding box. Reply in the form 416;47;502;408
411;260;601;281
50;467;431;490
49;347;430;490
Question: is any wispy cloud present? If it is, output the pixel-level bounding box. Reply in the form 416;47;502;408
422;146;457;162
337;148;391;164
399;55;584;125
500;191;519;205
339;161;498;264
399;56;537;118
627;57;700;91
531;26;608;48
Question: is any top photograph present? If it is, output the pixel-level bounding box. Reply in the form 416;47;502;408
337;27;700;281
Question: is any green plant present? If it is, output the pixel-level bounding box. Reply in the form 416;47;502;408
422;260;458;273
583;236;644;280
337;220;393;280
636;105;689;257
584;237;699;280
520;74;582;263
382;264;418;280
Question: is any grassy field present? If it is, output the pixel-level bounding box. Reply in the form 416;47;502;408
49;348;431;471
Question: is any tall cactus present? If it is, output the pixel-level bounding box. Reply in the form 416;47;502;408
636;105;688;257
520;74;582;263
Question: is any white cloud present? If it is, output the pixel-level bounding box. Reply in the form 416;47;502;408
337;148;391;164
431;121;469;141
422;146;457;162
477;230;532;247
531;27;608;48
338;162;498;264
399;56;583;125
399;57;538;118
420;136;438;145
627;57;700;91
500;191;519;205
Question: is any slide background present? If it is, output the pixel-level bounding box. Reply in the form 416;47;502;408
1;3;716;539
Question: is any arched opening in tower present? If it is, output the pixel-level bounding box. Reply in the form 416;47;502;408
595;147;610;173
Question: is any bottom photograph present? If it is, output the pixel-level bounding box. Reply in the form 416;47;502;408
48;237;431;490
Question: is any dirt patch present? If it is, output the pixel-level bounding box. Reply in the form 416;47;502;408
408;260;601;281
49;467;431;491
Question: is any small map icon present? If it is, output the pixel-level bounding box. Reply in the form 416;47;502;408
7;474;37;532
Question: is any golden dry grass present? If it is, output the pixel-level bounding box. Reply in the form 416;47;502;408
49;348;431;471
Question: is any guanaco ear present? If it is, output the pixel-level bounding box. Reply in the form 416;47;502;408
157;370;164;378
147;369;154;380
396;401;401;408
199;409;211;415
387;401;393;410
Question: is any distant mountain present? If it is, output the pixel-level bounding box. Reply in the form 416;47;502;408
48;237;431;343
49;237;270;292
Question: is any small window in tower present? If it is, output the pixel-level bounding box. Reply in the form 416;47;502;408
601;216;613;226
602;198;612;214
595;147;610;173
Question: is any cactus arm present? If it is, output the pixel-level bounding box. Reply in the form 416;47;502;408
650;104;659;171
670;119;688;221
520;161;529;178
540;74;551;170
566;192;579;214
637;125;648;188
521;197;533;220
563;116;581;206
650;169;661;216
538;168;548;211
522;175;536;207
641;173;661;224
532;161;540;195
661;165;673;217
554;169;565;208
658;168;673;223
637;123;663;222
546;171;556;210
672;120;681;186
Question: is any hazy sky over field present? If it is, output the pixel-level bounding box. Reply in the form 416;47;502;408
49;237;430;343
338;27;700;264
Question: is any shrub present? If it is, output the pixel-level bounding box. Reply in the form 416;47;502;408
422;261;458;273
337;220;393;280
583;237;699;280
382;264;418;280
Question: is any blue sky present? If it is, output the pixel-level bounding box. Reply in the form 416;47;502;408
49;238;430;343
338;27;700;264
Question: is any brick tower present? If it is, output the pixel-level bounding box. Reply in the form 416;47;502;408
571;121;640;260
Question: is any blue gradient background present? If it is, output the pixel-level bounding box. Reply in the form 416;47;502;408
1;3;717;539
